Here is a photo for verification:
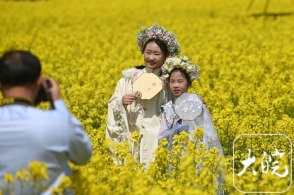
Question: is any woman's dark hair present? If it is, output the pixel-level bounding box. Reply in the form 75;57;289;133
135;38;169;70
134;65;145;69
0;50;41;86
168;68;192;87
143;38;169;57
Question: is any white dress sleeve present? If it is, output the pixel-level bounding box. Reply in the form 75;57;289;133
194;105;224;157
193;103;225;193
106;77;131;142
158;102;173;140
106;68;144;143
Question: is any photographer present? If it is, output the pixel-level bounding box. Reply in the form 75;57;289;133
0;50;92;194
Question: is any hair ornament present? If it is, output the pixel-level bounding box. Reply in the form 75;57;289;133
137;24;180;56
161;56;200;81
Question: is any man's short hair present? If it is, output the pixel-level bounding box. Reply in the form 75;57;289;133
0;50;41;86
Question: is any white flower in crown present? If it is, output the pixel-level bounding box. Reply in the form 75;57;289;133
137;24;180;56
161;56;200;82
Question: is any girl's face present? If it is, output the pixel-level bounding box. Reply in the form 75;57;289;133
169;70;190;97
144;41;165;70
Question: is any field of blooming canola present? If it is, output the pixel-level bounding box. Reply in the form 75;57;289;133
0;0;294;194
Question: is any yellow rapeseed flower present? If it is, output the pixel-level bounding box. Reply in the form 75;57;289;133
28;161;48;180
3;173;14;183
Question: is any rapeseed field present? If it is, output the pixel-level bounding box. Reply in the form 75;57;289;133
1;0;293;194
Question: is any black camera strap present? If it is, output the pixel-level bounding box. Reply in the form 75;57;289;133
0;98;34;107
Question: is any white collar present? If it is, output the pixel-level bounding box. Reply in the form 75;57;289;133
144;67;161;76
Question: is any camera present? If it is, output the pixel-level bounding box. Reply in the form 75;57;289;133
34;79;55;109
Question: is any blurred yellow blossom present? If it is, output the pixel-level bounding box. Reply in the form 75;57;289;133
28;161;48;181
3;173;14;183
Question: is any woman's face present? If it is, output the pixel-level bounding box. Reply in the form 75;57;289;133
144;41;166;70
169;70;190;97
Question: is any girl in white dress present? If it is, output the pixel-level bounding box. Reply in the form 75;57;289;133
106;24;180;168
158;56;225;194
158;56;224;156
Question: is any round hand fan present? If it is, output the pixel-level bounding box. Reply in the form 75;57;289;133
133;73;163;99
175;93;203;120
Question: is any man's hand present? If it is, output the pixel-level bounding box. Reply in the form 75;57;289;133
44;78;61;101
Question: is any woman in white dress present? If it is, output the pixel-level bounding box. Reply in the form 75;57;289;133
106;24;180;168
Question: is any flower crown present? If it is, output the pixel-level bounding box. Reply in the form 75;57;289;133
161;56;200;82
137;24;180;56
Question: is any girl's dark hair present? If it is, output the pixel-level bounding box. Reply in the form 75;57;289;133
168;68;192;87
135;38;169;70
